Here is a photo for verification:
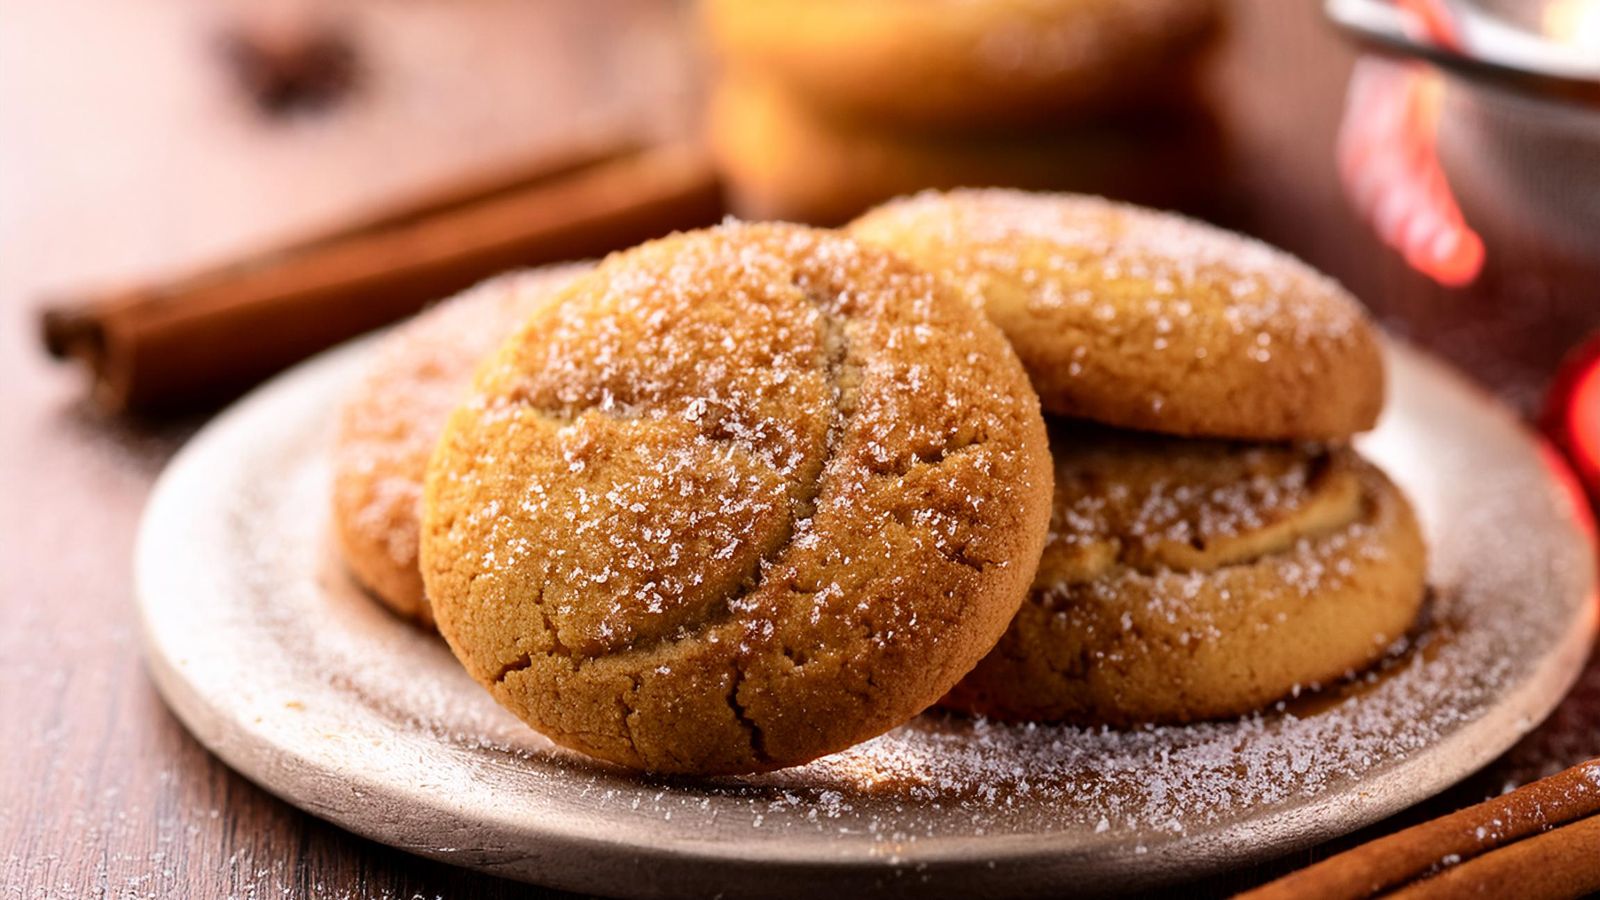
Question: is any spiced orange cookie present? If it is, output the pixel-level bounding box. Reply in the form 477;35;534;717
849;189;1386;441
331;265;589;626
700;0;1219;130
942;423;1428;725
420;223;1054;774
708;79;1220;225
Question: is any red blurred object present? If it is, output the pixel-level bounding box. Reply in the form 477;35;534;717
1395;0;1465;48
1337;58;1486;286
1543;334;1600;508
1335;0;1486;286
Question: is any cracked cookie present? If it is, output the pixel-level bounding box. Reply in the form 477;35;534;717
849;189;1385;441
419;223;1054;774
942;422;1428;725
331;264;590;626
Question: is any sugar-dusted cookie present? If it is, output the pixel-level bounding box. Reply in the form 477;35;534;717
331;265;589;626
421;223;1054;774
700;0;1219;130
850;189;1386;441
942;422;1428;725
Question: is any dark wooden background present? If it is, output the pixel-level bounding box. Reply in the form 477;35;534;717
2;1;1597;898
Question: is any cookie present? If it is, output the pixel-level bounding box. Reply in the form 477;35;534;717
849;189;1386;441
707;79;1221;226
942;422;1428;725
700;0;1219;130
420;223;1054;774
331;265;589;626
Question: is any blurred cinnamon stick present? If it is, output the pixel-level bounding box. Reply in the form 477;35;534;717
39;138;724;413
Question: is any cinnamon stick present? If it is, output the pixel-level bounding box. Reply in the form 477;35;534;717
1235;758;1600;900
1383;815;1600;900
39;139;723;413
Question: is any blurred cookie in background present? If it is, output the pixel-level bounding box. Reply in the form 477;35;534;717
708;79;1223;225
700;0;1219;130
698;0;1225;224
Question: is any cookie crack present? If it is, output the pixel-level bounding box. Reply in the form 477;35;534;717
881;441;1001;576
877;437;990;479
490;275;868;669
651;278;858;763
489;582;573;684
726;663;770;764
889;503;995;576
566;280;862;667
942;538;992;575
618;673;654;766
490;651;538;684
704;280;857;613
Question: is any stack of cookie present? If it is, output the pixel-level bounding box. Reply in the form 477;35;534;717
331;189;1426;776
850;190;1427;726
699;0;1223;224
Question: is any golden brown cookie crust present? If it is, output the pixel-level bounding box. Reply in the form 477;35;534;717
331;265;590;626
421;223;1054;774
943;424;1428;725
700;0;1219;130
707;79;1222;226
849;189;1386;441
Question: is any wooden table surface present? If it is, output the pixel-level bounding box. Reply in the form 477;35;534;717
3;1;1597;898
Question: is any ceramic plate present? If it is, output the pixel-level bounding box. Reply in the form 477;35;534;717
136;339;1597;898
